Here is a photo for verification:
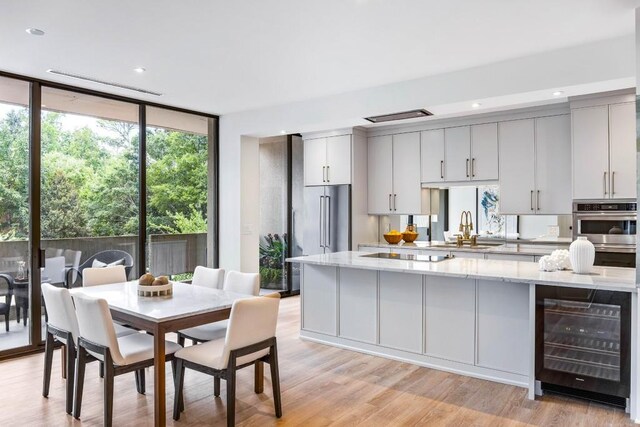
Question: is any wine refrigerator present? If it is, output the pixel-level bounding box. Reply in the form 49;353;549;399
536;286;630;406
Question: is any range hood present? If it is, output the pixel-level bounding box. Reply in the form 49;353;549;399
364;109;433;123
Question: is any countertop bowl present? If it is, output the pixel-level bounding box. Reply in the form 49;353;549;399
383;233;403;244
402;232;419;243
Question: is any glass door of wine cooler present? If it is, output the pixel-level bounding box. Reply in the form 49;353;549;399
536;287;630;400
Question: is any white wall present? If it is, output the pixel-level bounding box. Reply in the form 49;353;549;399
240;137;259;273
219;35;635;271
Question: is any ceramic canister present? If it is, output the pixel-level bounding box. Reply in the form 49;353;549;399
569;236;595;274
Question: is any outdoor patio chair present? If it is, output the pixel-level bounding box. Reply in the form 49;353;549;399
66;250;134;288
0;274;13;332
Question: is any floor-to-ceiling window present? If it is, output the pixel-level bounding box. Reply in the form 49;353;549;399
0;76;30;351
145;106;212;279
0;71;219;358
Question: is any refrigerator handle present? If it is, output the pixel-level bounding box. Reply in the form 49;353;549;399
319;196;324;248
326;195;331;247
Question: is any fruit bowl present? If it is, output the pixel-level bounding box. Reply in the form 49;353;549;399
402;232;419;243
383;233;403;244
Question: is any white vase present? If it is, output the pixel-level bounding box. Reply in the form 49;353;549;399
569;237;595;274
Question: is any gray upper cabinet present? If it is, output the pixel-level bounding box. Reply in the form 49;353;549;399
444;126;471;182
368;132;422;214
499;115;571;215
303;134;352;186
471;123;499;181
420;129;445;183
572;100;636;200
424;123;498;183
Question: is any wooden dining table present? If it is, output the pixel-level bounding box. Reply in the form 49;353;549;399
70;281;249;427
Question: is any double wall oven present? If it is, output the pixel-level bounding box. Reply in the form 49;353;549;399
572;201;636;268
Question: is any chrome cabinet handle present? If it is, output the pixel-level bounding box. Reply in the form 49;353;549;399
389;194;392;211
471;158;476;177
466;159;469;177
530;190;534;211
603;171;608;196
612;171;615;195
394;194;397;211
440;160;444;179
537;190;540;211
326;165;330;182
322;166;326;182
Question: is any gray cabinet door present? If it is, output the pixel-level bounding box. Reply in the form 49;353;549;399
302;265;337;335
476;280;529;375
339;268;377;343
379;271;423;353
424;276;475;364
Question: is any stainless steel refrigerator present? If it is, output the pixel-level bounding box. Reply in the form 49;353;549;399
303;185;351;255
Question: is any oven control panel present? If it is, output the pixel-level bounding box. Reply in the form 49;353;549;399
575;203;637;212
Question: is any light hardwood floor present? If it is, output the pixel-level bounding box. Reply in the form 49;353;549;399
0;295;634;426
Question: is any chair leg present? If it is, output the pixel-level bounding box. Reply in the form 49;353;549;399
42;331;54;397
214;376;221;397
99;361;104;378
4;312;8;332
135;369;145;394
173;359;185;420
254;360;264;394
61;344;67;379
177;334;185;347
226;368;236;427
171;359;184;413
103;358;115;427
192;339;197;346
15;305;20;324
73;347;87;419
22;304;27;326
65;344;76;415
270;343;283;418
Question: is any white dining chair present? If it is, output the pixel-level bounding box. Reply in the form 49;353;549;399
41;283;81;415
43;256;66;286
41;284;137;415
177;271;260;346
72;294;182;427
81;265;136;336
82;265;126;287
192;266;225;289
173;293;282;426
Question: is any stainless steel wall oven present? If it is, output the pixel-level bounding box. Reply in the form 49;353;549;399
572;201;636;268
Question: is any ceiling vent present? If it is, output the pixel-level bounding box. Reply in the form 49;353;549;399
364;109;433;123
46;69;162;96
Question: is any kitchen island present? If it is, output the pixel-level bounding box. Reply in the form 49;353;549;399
287;251;639;418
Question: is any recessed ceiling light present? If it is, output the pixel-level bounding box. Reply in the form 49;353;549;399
134;67;146;73
26;28;45;36
552;91;564;96
471;102;481;108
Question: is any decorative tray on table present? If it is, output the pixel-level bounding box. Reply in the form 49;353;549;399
136;273;173;297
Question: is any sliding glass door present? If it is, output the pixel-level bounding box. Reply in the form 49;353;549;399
0;71;219;359
145;107;212;280
0;76;30;352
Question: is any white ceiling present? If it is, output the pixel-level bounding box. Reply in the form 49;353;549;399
1;0;639;115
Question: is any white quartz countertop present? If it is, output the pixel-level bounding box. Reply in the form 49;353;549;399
359;241;570;256
287;251;637;292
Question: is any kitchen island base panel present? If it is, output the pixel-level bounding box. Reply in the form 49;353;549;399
299;329;529;388
301;264;535;395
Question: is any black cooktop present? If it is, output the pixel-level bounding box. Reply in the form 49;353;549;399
361;252;452;262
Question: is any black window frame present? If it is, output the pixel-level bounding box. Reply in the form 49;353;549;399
0;70;220;360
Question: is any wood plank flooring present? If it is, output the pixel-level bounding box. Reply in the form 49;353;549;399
0;295;633;426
